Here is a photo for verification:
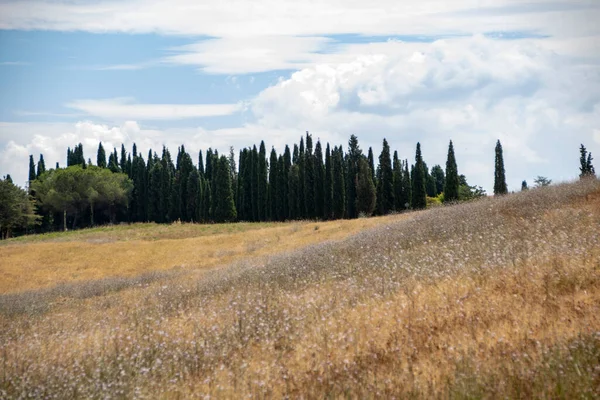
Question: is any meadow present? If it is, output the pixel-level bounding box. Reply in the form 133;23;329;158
1;180;599;398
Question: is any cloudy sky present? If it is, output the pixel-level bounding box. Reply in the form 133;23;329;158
1;0;599;191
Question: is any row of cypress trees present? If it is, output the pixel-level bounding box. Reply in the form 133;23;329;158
27;133;484;228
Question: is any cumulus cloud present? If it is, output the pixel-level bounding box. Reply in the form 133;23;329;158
65;98;243;121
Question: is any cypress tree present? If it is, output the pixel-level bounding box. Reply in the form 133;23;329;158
298;137;306;219
324;143;334;220
444;140;459;202
132;143;137;159
202;178;211;223
282;145;291;219
228;147;238;213
393;151;403;211
368;147;376;185
288;164;300;220
186;168;201;222
133;156;147;222
424;163;436;198
356;157;376;216
241;148;253;221
521;180;528;191
332;146;346;219
126;154;132;178
251;145;259;221
494;140;508;195
213;156;237;222
36;154;46;178
430;165;445;196
268;147;278;220
108;148;120;173
198;150;204;178
313;140;324;219
376;138;394;215
97;143;107;168
276;155;286;220
580;144;596;178
402;160;412;209
120;144;127;172
28;155;36;185
236;149;245;220
148;162;163;222
412;143;427;209
258;141;268;221
346;135;362;218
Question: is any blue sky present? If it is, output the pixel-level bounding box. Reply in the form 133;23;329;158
0;0;599;191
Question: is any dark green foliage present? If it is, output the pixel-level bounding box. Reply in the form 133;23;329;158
288;164;300;220
268;147;278;221
304;133;315;218
368;147;376;186
424;162;436;198
392;151;403;211
36;154;46;178
251;145;258;221
108;148;120;173
494;140;508;195
282;145;291;220
402;160;412;209
298;136;306;219
324;143;333;220
332;146;346;219
430;165;444;196
376;139;394;215
459;174;487;200
198;150;204;178
186;169;201;222
411;143;427;209
355;157;376;216
579;144;596;178
28;155;36;184
346;135;362;219
521;180;528;191
258;141;268;221
313;140;324;219
444;140;459;202
0;177;38;239
212;156;237;222
534;176;552;187
132;155;147;222
120;144;127;173
148;161;164;222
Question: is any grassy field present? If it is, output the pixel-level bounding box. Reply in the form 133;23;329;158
1;180;599;398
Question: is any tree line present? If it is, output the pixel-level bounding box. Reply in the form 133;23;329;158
0;135;595;237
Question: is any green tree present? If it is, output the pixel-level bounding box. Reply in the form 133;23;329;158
521;180;528;191
459;174;487;200
346;135;362;218
120;144;127;172
392;151;403;211
332;146;346;219
0;178;38;239
276;155;286;220
368;147;376;186
304;133;315;218
376;139;394;215
212;156;237;222
186;168;201;222
579;144;596;178
258;141;268;221
298;137;306;219
28;155;36;186
268;147;278;220
314;140;325;219
534;176;552;187
402;160;412;209
444;140;459;202
356;157;376;216
494;140;508;195
412;143;427;209
324;143;334;219
430;165;445;196
36;154;46;178
288;164;300;220
96;142;106;168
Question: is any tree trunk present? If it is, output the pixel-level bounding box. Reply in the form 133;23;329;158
90;203;94;227
63;209;67;232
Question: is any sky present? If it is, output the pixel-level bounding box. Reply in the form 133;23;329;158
0;0;599;192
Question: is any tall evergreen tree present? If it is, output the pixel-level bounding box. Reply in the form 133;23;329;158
368;147;376;185
412;143;427;209
198;150;204;178
356;157;376;216
376;139;394;215
494;140;508;195
186;168;201;222
392;151;403;211
346;135;362;218
36;154;46;178
97;143;107;168
132;155;147;222
148;162;163;222
313;139;324;219
258;141;268;221
579;144;596;178
444;140;459;202
282;145;291;220
276;155;285;220
213;156;237;222
120;144;127;172
298;136;306;219
268;147;278;221
402;160;412;209
324;143;334;220
332;146;346;219
28;155;36;186
288;164;300;220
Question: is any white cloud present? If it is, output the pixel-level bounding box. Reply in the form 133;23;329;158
65;98;243;121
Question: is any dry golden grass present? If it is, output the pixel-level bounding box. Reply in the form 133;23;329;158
1;180;599;399
0;215;403;294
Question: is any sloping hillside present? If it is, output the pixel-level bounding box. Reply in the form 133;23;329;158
1;180;599;398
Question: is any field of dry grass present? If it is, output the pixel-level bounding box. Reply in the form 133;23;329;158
0;215;403;293
1;180;599;398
